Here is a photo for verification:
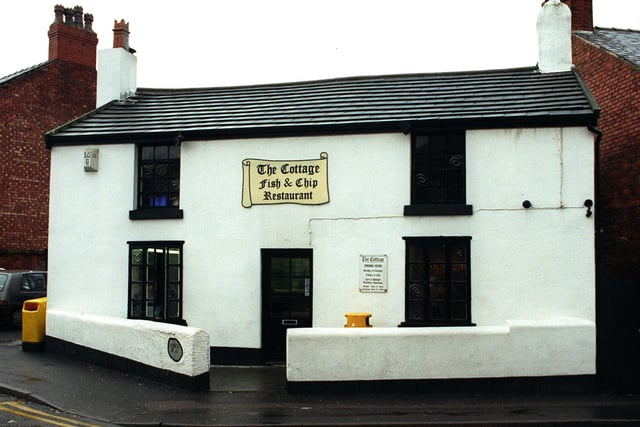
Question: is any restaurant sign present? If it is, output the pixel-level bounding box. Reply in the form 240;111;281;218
242;152;329;207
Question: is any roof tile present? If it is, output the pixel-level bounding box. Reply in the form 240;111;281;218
575;27;640;67
46;67;598;145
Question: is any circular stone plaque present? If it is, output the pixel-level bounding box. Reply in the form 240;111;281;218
167;337;183;362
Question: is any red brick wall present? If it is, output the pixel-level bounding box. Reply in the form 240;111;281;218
573;36;640;280
0;60;96;270
0;252;47;271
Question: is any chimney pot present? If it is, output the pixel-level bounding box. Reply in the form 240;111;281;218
84;13;94;32
63;7;73;25
112;19;131;51
72;6;84;28
53;5;64;24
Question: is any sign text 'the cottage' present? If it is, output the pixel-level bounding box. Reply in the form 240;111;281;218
242;153;329;207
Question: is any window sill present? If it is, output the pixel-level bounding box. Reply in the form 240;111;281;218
129;208;184;220
404;204;473;216
163;318;188;326
398;321;476;327
129;317;188;326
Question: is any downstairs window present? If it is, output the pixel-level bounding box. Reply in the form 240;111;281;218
401;237;473;326
128;241;185;325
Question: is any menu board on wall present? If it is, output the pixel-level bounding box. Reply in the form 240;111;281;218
359;255;388;293
242;152;329;207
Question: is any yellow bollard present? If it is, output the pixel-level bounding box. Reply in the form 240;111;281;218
22;297;47;351
344;312;372;327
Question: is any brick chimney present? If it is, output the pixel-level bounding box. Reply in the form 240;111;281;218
97;19;137;107
563;0;594;31
48;5;98;68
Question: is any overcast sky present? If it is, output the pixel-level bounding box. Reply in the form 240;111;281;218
1;0;639;88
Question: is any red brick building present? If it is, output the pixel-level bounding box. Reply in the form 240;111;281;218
571;11;640;282
568;0;640;391
0;5;98;269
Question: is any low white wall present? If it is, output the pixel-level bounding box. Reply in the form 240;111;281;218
47;309;210;378
287;317;595;382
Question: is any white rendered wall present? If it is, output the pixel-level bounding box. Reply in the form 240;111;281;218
47;127;595;371
48;144;136;319
178;134;408;348
312;127;595;328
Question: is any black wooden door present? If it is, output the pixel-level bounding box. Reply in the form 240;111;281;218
261;249;312;363
597;278;640;392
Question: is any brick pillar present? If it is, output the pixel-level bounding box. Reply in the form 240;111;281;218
48;5;99;68
564;0;594;31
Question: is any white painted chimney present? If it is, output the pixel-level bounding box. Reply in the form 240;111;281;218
97;19;137;107
537;0;572;73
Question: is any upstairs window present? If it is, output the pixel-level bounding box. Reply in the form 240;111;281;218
130;144;183;219
405;132;472;216
128;241;185;325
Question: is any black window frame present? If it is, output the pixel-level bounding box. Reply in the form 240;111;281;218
400;236;474;327
20;273;46;292
404;131;473;216
129;143;183;220
127;241;186;326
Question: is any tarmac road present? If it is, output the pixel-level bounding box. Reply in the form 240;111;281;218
0;395;118;427
1;326;640;426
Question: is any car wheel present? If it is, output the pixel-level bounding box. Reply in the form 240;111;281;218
0;313;11;327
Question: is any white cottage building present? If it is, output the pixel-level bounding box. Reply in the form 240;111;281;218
44;1;600;390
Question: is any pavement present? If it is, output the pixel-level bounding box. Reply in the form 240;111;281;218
1;329;640;426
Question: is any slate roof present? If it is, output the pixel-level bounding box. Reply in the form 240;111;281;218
45;66;599;146
0;61;51;86
575;27;640;67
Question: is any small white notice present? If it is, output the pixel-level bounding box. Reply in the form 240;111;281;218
359;255;388;293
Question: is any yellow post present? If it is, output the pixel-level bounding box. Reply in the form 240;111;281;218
344;312;372;327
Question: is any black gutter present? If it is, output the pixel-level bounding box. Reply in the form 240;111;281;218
589;124;603;342
589;124;604;386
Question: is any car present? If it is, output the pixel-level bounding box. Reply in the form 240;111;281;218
0;270;47;326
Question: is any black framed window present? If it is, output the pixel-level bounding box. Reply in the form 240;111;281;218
404;132;472;216
130;144;183;220
401;237;473;327
128;241;185;325
20;273;46;292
